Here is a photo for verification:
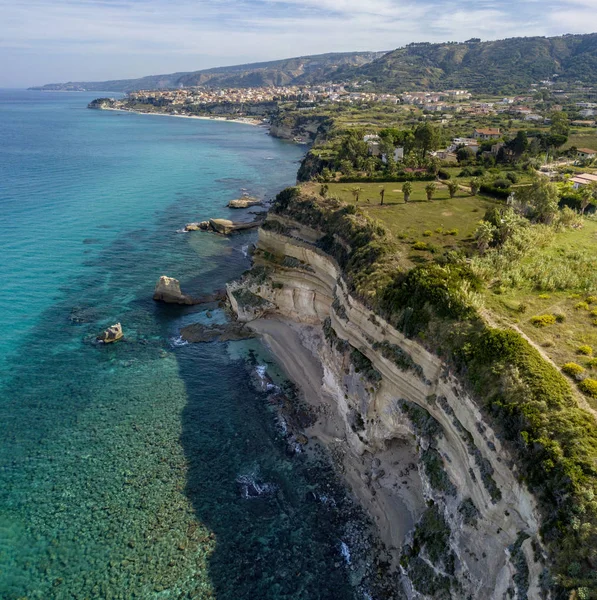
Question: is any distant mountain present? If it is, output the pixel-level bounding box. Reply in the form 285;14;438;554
29;52;387;93
30;34;597;95
334;34;597;93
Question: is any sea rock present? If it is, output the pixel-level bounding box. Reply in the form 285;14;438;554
227;197;263;209
97;323;123;343
153;276;194;305
185;221;210;232
209;218;263;235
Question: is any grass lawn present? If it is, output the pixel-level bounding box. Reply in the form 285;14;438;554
304;181;501;262
564;131;597;151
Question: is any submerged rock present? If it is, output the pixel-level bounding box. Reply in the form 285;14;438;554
97;323;123;343
180;322;254;343
227;197;263;209
153;276;194;305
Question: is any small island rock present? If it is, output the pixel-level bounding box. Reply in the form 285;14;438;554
97;323;123;343
153;276;194;305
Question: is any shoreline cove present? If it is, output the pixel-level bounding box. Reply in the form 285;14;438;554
96;106;264;126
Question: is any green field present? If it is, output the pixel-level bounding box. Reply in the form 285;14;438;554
306;181;501;263
564;131;597;151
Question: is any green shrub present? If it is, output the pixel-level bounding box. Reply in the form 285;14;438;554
555;313;566;323
562;362;584;378
577;345;593;356
435;227;444;234
586;296;597;304
590;309;597;317
586;358;597;369
444;228;459;236
579;378;597;398
530;314;556;327
538;294;551;299
413;241;429;251
423;230;432;237
575;302;590;311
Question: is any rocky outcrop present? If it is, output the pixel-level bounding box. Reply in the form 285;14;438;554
227;197;263;209
228;216;548;599
153;276;195;305
97;323;123;343
208;218;263;235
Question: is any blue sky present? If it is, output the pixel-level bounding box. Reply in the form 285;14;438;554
1;0;597;87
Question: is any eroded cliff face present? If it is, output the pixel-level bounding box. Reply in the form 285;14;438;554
227;217;550;599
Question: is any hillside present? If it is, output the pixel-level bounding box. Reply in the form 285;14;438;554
30;33;597;95
340;34;597;92
29;52;386;92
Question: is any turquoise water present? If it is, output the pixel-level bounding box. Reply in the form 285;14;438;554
0;91;371;599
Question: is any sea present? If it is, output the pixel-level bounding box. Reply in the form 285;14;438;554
0;90;368;599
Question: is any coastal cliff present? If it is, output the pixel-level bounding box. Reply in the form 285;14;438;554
227;216;546;599
225;188;597;599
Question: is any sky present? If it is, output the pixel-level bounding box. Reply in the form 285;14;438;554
1;0;597;87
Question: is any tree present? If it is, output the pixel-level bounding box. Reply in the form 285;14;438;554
338;159;354;177
402;181;413;203
456;146;474;163
474;220;497;253
580;183;597;215
505;130;529;159
470;177;482;196
550;111;570;138
346;186;363;204
319;184;329;198
515;177;559;224
414;123;440;158
447;181;459;198
364;156;378;177
379;187;386;205
425;182;436;201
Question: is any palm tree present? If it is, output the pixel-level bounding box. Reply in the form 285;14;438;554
345;186;363;204
379;187;386;205
402;181;413;203
447;181;459;199
425;182;436;201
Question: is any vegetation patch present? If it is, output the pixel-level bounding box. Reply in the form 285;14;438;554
458;498;480;528
372;340;424;379
349;347;382;387
421;448;457;496
530;314;557;328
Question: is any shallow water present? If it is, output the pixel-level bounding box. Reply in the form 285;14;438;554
0;91;368;599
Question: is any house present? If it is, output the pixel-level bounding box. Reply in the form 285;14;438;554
571;173;597;188
473;128;501;140
381;147;404;164
577;148;597;160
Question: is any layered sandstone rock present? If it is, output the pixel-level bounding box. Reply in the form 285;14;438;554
153;276;194;305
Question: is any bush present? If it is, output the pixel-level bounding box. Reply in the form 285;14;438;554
562;362;585;378
575;302;589;311
444;228;459;236
493;178;511;190
437;168;451;180
480;184;511;199
577;345;593;356
555;313;566;323
423;230;433;237
586;358;597;369
579;378;597;398
530;314;556;327
506;172;519;184
413;241;429;251
591;309;597;317
587;296;597;304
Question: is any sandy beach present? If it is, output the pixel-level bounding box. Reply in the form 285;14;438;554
100;106;263;126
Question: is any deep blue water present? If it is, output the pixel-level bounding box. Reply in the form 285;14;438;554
0;91;368;599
